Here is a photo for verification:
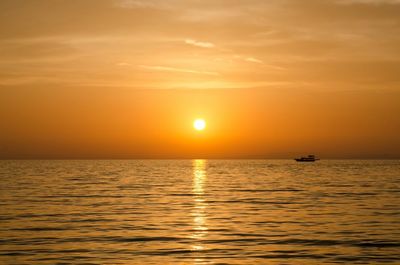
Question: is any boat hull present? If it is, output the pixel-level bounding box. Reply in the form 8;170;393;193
295;155;320;162
295;159;317;162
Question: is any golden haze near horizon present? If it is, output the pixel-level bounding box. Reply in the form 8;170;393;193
0;0;400;159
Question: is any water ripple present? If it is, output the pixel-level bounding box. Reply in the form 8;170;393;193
0;159;399;264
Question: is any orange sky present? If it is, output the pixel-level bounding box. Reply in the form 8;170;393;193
1;0;400;159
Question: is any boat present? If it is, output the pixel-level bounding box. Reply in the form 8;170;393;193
295;155;320;162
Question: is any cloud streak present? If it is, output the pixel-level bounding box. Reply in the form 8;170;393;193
185;39;215;48
245;57;264;64
335;0;400;4
116;0;163;9
139;65;219;76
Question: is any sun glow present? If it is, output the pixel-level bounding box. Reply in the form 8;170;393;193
193;119;206;131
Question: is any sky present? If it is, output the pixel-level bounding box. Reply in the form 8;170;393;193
0;0;400;159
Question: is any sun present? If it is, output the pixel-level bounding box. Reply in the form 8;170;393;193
193;119;206;131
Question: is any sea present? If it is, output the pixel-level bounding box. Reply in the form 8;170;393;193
0;160;399;264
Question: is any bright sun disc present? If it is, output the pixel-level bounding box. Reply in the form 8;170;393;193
193;119;206;131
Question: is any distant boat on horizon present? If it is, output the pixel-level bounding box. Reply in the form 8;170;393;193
295;155;320;162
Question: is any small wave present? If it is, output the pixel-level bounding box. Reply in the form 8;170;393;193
12;227;69;231
115;236;184;242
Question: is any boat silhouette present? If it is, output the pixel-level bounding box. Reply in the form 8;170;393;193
295;155;320;162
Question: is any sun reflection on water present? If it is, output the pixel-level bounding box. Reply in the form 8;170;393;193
191;159;208;262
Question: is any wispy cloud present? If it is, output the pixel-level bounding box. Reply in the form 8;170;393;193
232;55;285;70
116;62;131;66
139;65;219;76
335;0;400;4
184;39;215;48
245;57;264;64
116;0;162;9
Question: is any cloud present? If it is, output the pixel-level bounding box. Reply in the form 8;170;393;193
335;0;400;4
139;65;219;76
245;57;264;64
116;0;161;9
184;39;215;48
245;58;285;70
116;62;131;66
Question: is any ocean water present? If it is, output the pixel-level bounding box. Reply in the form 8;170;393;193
0;160;399;264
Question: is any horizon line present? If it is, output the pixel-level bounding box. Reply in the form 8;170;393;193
1;157;399;161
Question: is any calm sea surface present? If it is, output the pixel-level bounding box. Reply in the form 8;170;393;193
0;160;399;264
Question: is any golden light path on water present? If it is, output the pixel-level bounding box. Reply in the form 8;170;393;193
191;160;208;264
0;160;400;264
